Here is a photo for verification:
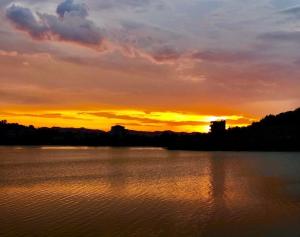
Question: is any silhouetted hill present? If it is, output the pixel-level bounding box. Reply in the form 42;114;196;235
223;108;300;150
1;108;299;151
168;108;300;151
0;121;107;146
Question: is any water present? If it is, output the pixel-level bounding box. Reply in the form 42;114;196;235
0;147;300;237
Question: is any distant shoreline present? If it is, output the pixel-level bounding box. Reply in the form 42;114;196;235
0;145;299;152
1;108;299;151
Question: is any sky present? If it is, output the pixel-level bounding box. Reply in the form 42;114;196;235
0;0;300;132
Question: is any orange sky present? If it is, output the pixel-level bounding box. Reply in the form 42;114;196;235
0;109;254;132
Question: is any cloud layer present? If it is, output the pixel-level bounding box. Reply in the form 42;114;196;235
1;0;300;132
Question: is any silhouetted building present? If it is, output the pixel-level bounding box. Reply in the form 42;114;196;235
210;120;226;135
110;125;127;136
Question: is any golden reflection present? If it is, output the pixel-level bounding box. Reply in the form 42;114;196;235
2;176;211;202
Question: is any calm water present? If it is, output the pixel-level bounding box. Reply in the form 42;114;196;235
0;147;300;237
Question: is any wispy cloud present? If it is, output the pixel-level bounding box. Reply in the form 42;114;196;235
0;111;91;121
259;31;300;42
280;5;300;17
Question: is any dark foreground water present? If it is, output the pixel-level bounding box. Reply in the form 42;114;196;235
0;147;300;237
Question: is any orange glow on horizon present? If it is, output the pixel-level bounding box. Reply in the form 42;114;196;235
0;109;256;133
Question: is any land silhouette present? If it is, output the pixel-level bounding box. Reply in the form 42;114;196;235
0;108;299;151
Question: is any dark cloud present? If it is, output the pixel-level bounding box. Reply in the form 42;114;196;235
6;2;103;46
151;46;182;63
56;0;88;18
6;5;48;39
4;2;179;63
40;13;103;45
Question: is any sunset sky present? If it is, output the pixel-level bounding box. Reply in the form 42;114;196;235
0;0;300;132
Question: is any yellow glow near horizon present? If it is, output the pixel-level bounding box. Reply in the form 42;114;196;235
0;109;254;133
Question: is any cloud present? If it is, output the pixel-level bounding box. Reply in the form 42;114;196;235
0;112;90;121
0;50;18;57
150;46;182;63
280;5;300;17
270;0;299;9
2;0;270;72
111;45;184;65
6;2;103;46
191;50;257;63
6;5;48;39
0;0;13;8
139;47;260;65
90;41;191;66
41;13;103;45
4;1;178;64
89;0;160;11
56;0;88;18
86;111;203;126
259;31;300;42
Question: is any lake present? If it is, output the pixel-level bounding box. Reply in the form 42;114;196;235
0;147;300;237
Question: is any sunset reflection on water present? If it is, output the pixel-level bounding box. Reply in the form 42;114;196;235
1;147;300;237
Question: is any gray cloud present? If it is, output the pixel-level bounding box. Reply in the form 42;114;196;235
0;0;12;8
259;31;300;42
6;1;103;46
150;46;182;63
5;2;179;63
90;0;155;10
6;5;48;39
191;50;257;63
40;13;103;45
56;0;88;18
271;0;299;9
280;5;300;17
